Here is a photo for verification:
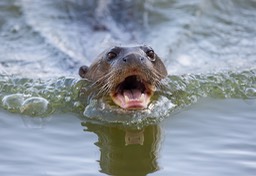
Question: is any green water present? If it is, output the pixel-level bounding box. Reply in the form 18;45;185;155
1;69;255;127
1;0;256;175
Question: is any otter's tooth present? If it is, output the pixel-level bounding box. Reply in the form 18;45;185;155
124;95;129;102
140;93;145;101
136;76;142;82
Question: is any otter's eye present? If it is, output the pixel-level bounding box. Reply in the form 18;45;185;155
107;52;117;60
146;50;155;61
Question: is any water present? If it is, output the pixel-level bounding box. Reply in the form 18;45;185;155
0;0;256;175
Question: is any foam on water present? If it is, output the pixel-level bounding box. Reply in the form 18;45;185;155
0;69;255;128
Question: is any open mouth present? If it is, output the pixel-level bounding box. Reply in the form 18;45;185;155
110;75;153;109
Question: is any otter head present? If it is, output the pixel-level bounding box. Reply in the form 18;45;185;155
79;45;167;110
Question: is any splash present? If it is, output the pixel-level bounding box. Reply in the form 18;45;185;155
0;69;255;127
0;76;83;116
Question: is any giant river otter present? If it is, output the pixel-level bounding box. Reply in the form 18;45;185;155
79;45;167;110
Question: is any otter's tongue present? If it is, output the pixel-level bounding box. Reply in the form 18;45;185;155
115;89;150;109
123;89;142;100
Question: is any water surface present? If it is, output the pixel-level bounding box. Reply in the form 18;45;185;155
0;0;256;175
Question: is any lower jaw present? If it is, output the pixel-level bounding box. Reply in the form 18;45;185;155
111;94;151;110
119;102;147;110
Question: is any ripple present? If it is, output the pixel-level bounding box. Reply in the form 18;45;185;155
2;93;26;111
0;69;255;126
20;97;51;116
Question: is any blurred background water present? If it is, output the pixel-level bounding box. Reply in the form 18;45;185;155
0;0;256;175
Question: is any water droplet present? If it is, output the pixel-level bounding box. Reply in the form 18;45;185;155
65;96;71;102
20;97;51;116
2;94;26;111
245;88;256;98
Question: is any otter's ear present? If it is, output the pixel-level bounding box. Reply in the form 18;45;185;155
79;65;89;78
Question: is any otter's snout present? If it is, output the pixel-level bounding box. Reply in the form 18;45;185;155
122;53;146;65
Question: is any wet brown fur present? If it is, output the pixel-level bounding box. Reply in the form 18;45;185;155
79;45;167;98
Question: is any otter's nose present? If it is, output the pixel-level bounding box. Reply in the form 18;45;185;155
122;54;145;63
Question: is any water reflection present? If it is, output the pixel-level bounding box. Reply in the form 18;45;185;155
82;122;161;176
